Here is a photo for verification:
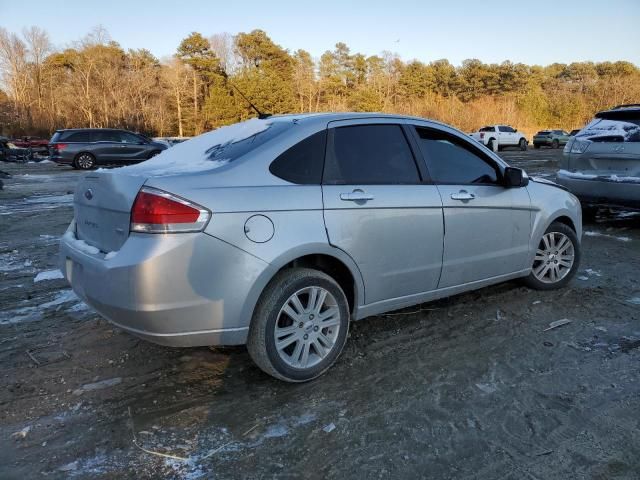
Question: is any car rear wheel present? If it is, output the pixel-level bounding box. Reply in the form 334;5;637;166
552;139;559;149
247;268;350;382
534;144;541;149
519;138;527;151
75;153;95;170
523;222;580;290
487;139;496;152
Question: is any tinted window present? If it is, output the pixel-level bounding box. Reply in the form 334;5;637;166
269;130;326;184
323;125;419;185
479;126;495;132
415;128;500;185
63;131;90;142
120;132;143;143
92;130;121;142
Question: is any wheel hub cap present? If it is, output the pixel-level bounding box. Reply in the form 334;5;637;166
274;286;341;369
532;232;575;284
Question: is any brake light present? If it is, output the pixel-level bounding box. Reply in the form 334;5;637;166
54;143;68;151
130;187;211;233
480;133;485;139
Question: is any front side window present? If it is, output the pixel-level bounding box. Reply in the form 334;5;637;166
499;126;514;133
120;132;143;144
414;128;500;185
323;124;420;185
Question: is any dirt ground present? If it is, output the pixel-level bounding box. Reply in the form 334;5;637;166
1;148;639;479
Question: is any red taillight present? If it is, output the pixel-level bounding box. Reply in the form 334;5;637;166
54;143;68;151
479;133;484;139
130;187;211;233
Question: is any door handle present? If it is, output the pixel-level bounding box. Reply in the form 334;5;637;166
340;189;374;202
451;190;475;201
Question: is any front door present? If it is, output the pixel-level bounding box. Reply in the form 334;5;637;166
411;125;532;288
322;120;444;305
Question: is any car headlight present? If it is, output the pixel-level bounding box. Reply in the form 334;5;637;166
570;139;590;154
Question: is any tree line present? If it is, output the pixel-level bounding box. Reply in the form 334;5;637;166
1;26;639;139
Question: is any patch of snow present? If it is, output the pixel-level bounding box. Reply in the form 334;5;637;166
34;269;64;282
475;383;497;394
63;231;100;255
104;251;118;260
263;424;289;439
40;289;78;309
25;193;74;204
118;118;272;177
584;268;602;277
584;231;632;242
322;423;336;433
72;377;122;396
628;297;640;305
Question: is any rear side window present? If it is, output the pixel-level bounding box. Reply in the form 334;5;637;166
479;126;495;132
323;124;420;185
63;131;90;142
269;130;326;184
415;128;500;185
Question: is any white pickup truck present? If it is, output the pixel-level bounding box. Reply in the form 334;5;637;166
470;125;528;152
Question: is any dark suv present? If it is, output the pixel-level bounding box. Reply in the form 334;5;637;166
49;128;168;169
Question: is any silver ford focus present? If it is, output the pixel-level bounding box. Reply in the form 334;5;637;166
60;113;582;382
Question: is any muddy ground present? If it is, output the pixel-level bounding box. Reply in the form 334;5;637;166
1;148;639;479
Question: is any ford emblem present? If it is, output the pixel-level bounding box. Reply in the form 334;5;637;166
84;189;93;200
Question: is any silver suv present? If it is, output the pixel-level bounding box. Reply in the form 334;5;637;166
60;113;582;382
558;104;640;211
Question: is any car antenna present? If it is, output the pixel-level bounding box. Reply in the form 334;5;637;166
229;83;271;120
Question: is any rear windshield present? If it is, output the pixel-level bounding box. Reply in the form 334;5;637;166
479;126;495;132
537;131;550;135
577;117;640;142
120;118;293;176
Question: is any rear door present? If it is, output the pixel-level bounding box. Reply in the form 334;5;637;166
322;119;444;305
411;126;532;288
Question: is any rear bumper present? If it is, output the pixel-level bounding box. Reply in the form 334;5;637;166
556;170;640;209
60;222;273;346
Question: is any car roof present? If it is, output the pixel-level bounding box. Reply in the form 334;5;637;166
266;112;451;129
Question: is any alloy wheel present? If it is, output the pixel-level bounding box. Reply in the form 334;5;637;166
274;286;341;369
532;232;575;284
76;154;94;169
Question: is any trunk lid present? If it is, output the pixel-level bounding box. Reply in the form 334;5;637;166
74;171;147;252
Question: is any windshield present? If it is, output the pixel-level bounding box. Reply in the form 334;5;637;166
577;117;640;142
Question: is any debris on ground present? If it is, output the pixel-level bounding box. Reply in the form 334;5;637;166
543;319;572;332
323;423;336;433
72;377;122;396
11;426;31;441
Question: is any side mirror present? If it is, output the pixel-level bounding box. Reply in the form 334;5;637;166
504;166;528;187
513;128;518;132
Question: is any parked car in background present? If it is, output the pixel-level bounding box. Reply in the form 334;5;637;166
11;136;49;153
0;137;33;162
470;125;528;151
533;129;570;149
61;113;582;382
569;129;581;136
557;104;640;211
49;129;168;170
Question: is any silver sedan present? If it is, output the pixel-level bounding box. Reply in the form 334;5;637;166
60;113;582;382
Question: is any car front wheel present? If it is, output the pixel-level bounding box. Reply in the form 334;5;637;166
523;222;580;290
247;268;350;382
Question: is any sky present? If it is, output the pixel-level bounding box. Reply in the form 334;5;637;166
1;0;639;66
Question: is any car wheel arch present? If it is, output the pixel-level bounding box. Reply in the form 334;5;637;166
243;246;365;328
549;214;577;233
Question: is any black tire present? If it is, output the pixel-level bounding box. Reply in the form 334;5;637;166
519;138;528;151
552;139;559;149
487;139;496;152
523;221;581;291
75;152;95;170
581;204;598;222
534;144;541;149
247;268;350;382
